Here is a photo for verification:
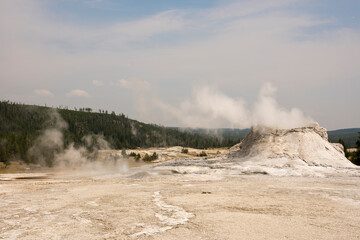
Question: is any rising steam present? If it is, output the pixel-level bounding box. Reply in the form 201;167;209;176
157;83;314;129
28;110;127;171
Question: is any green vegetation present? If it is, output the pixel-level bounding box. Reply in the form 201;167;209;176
338;138;350;158
1;100;359;167
351;133;360;166
173;127;249;147
181;148;189;154
129;152;141;161
0;101;240;166
142;152;158;162
328;128;360;148
199;151;207;157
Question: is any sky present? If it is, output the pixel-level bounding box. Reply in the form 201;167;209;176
0;0;359;130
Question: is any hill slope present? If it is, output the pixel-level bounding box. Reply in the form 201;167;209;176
177;127;359;148
328;128;360;148
1;101;358;166
0;101;238;165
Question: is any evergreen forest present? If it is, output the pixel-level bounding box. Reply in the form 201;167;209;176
1;101;359;166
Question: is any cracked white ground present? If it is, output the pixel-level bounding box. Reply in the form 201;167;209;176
1;169;360;240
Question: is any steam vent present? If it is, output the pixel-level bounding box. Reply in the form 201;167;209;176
229;122;354;168
155;123;359;177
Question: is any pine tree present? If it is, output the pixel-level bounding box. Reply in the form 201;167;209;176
353;133;360;166
338;138;349;158
0;145;9;166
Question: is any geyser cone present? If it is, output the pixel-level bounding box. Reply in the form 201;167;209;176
229;123;354;168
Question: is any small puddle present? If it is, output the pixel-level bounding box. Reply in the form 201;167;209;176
0;173;54;181
15;176;50;180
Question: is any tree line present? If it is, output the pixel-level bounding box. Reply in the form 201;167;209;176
339;136;360;166
0;101;243;166
1;100;359;166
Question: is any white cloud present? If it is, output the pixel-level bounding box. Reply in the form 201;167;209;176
114;78;150;91
34;89;54;97
66;89;90;97
2;1;359;90
116;79;130;87
0;0;359;128
11;8;185;52
92;80;104;86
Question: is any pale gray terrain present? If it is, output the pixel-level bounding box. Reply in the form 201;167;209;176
1;123;360;239
1;171;360;240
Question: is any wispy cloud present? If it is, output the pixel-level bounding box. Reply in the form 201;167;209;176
0;0;359;129
13;8;185;52
66;89;90;97
113;78;150;91
92;80;104;86
34;89;54;97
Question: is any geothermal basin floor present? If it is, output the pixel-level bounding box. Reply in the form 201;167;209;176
1;171;360;239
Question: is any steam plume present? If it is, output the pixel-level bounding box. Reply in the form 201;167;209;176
28;110;127;171
157;83;314;129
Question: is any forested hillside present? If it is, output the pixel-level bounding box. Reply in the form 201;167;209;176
171;127;250;145
0;101;242;165
1;101;358;166
328;128;360;148
181;127;359;148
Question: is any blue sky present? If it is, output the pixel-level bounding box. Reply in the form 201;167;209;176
44;0;360;28
45;0;219;22
0;0;359;130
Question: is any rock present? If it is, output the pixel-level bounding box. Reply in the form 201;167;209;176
229;122;354;168
153;123;359;177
